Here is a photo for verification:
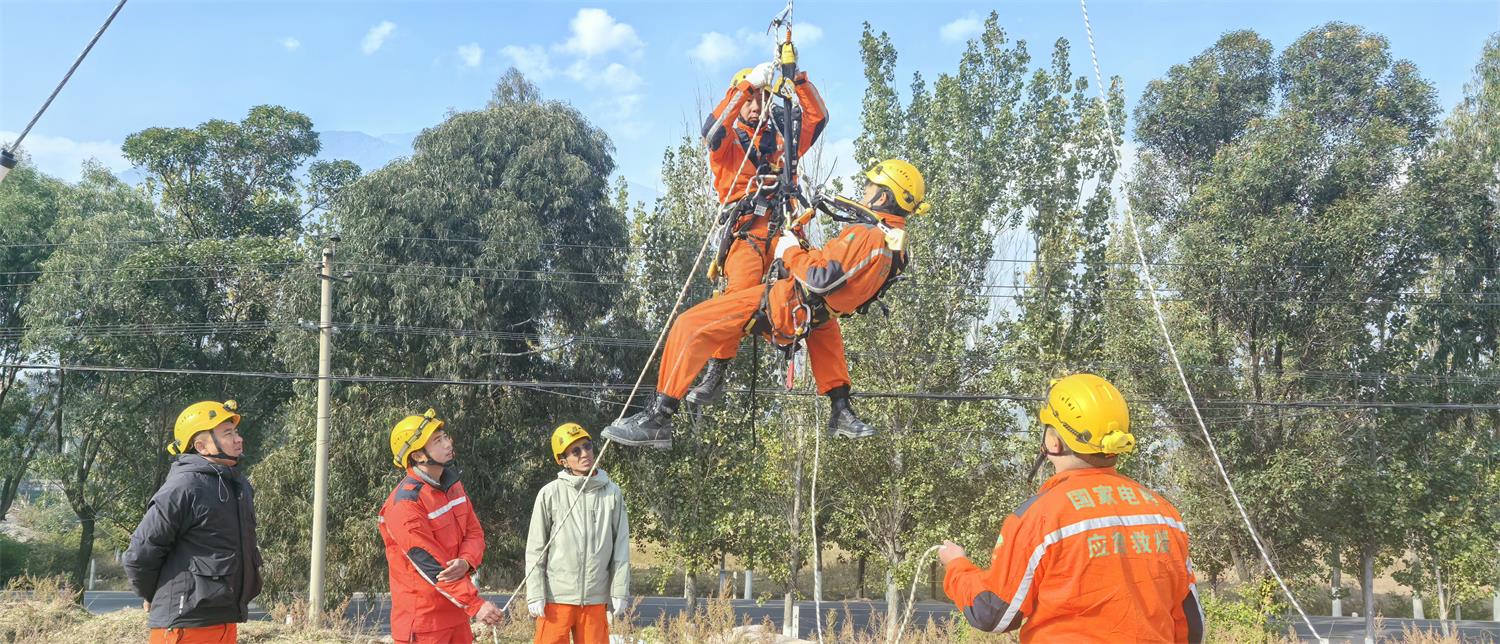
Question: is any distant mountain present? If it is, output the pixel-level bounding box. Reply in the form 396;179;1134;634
315;130;417;174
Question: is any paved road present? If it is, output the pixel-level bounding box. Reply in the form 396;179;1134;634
79;591;1500;641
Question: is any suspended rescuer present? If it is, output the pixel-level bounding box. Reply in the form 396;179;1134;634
938;374;1205;642
526;423;631;643
380;409;505;643
124;400;261;644
604;160;928;449
684;41;829;408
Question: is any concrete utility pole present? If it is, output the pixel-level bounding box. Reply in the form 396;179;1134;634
308;242;336;625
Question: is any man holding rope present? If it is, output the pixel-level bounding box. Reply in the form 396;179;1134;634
938;374;1204;642
380;409;505;643
525;423;630;643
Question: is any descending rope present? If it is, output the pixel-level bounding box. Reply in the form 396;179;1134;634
1075;1;1324;640
808;382;825;643
895;545;941;644
3;0;129;159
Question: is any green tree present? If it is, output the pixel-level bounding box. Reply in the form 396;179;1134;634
254;70;631;605
1127;25;1442;628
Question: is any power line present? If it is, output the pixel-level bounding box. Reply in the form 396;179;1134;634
5;234;1498;276
5;362;1498;410
9;322;1500;389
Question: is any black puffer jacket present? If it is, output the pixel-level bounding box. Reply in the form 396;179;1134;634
123;454;262;629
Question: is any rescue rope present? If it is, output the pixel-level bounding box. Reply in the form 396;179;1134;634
808;385;825;643
496;68;779;619
894;545;941;644
1075;1;1324;640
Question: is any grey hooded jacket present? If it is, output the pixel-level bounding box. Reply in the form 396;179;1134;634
123;454;262;629
525;469;630;606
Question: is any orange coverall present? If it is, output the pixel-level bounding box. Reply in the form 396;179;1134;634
943;467;1205;643
700;72;828;361
148;624;236;644
657;216;906;399
380;467;488;644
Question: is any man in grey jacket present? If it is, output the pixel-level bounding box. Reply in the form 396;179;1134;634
526;423;630;643
124;400;260;644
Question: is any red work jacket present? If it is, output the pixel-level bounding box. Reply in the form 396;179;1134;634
379;467;486;639
944;467;1205;643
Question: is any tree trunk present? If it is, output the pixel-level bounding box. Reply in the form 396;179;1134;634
885;567;900;644
73;514;96;598
0;475;22;520
782;592;797;638
857;556;867;599
1329;547;1342;617
1231;549;1251;584
683;568;697;613
1362;548;1376;644
717;552;727;598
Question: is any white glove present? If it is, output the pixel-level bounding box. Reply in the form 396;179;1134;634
748;61;776;89
528;600;545;618
612;597;628;615
774;229;801;260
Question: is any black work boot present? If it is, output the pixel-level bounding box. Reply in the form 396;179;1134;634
602;394;680;449
826;385;876;439
685;358;732;406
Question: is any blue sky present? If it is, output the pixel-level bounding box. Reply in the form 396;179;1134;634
2;0;1496;199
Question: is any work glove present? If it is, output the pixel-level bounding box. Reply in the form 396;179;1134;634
528;600;545;618
773;229;802;260
748;61;776;89
612;597;628;615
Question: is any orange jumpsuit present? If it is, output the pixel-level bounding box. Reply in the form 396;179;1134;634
657;216;906;399
943;467;1205;643
700;73;828;361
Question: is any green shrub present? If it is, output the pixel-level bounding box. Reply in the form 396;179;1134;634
1201;591;1273;643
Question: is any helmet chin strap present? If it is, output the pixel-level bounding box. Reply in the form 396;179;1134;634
413;449;455;469
195;432;240;464
1026;432;1070;484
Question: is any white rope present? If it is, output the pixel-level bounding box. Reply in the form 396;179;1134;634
808;388;825;643
498;60;779;618
894;545;941;643
1075;1;1324;640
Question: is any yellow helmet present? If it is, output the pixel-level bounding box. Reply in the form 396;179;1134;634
864;159;930;216
551;422;591;465
1038;374;1135;455
731;67;754;87
390;409;444;469
168;400;240;455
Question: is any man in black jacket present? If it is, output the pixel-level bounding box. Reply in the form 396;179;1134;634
124;400;261;644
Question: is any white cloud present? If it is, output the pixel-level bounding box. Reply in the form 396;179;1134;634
560;8;642;58
501;45;553;79
690;31;741;68
0;131;130;183
801;136;857;186
281;37;301;52
361;21;395;55
795;23;824;47
456;43;483;68
939;15;983;44
598;63;642;92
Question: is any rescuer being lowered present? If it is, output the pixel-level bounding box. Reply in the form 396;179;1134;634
604;160;930;449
